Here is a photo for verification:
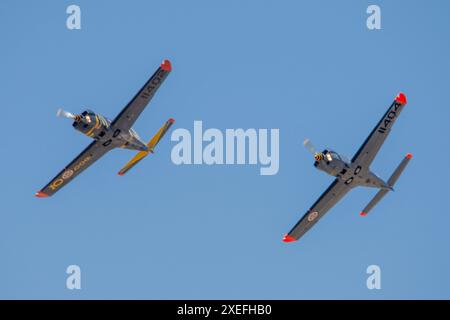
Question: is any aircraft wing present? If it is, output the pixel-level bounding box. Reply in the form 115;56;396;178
110;59;172;132
283;179;351;242
351;93;407;168
36;141;114;197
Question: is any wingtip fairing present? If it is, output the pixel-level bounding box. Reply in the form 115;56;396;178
161;59;172;72
395;92;407;105
35;190;49;198
282;234;297;243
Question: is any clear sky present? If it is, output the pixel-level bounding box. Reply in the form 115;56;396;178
1;0;449;299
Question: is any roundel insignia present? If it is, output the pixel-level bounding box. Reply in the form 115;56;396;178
62;169;74;180
307;211;319;222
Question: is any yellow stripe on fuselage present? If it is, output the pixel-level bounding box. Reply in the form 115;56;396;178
85;115;102;137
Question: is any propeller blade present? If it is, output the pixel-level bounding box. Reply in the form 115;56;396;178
303;138;317;155
56;108;76;119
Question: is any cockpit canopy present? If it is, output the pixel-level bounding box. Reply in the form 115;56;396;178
329;150;341;160
322;149;349;163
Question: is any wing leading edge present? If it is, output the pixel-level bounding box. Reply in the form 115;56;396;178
283;179;352;242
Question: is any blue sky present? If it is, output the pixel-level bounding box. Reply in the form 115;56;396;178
1;0;449;299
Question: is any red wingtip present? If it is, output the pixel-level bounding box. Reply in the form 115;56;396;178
395;92;407;105
161;59;172;72
35;190;49;198
282;234;297;243
118;172;124;176
360;211;367;217
168;118;175;124
406;153;413;159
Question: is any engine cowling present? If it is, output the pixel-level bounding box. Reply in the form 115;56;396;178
314;149;347;177
72;110;110;139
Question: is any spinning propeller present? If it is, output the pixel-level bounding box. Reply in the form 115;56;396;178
303;138;324;161
57;108;81;121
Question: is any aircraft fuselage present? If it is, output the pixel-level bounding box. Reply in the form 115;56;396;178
72;109;148;151
314;149;391;190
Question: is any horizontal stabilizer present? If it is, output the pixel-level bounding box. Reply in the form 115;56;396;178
360;153;412;216
387;153;412;186
360;189;389;216
118;118;174;176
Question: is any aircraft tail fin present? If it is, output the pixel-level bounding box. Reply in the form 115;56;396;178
360;153;412;216
118;118;174;176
